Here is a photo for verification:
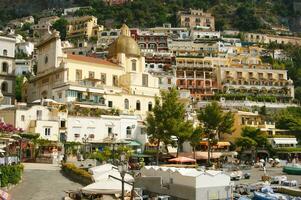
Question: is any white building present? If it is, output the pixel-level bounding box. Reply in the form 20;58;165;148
0;104;67;141
15;59;33;76
137;166;232;200
0;35;16;105
190;30;220;40
16;41;34;57
67;115;147;148
269;138;298;148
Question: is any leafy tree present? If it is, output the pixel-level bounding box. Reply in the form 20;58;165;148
190;127;203;159
234;6;261;31
52;18;68;40
146;88;193;165
235;127;269;161
197;102;234;166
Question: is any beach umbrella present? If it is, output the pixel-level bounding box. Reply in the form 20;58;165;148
0;190;11;200
168;156;196;163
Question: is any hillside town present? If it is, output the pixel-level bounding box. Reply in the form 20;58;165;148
1;1;301;200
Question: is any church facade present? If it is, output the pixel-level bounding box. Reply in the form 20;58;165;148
25;25;160;117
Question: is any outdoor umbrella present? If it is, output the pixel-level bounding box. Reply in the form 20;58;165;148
81;178;132;195
0;190;11;200
168;156;196;163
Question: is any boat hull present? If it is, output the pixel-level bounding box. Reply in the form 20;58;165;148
283;166;301;175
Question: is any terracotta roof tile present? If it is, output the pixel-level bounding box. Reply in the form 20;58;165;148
67;54;119;67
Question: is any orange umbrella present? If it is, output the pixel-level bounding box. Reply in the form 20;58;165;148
168;156;196;163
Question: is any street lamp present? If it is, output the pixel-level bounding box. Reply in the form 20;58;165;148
109;133;118;164
82;134;89;158
118;151;128;200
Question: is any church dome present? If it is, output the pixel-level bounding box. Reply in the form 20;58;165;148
108;24;141;58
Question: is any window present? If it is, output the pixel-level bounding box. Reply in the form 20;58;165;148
74;133;80;138
3;49;7;56
89;71;95;79
124;99;129;109
101;73;106;84
76;70;82;80
136;100;141;111
108;101;113;107
61;121;66;128
44;127;51;136
132;60;137;71
126;126;131;138
36;110;42;120
45;56;48;64
149;44;156;49
142;74;148;87
2;62;8;73
168;78;171;84
21;115;25;121
113;75;118;86
148;102;153;111
158;78;162;84
1;82;8;93
56;73;60;79
108;127;112;134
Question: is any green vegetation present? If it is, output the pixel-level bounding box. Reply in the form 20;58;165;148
61;163;92;185
0;164;24;187
0;0;295;31
146;88;193;164
15;76;24;102
52;18;68;40
197;102;234;166
274;107;301;139
275;147;301;153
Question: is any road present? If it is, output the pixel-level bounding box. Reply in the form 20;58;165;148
9;163;83;200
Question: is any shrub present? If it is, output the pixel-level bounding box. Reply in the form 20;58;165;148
0;164;24;187
61;163;92;185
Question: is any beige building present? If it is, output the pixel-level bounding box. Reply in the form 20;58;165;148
33;16;60;40
0;35;16;105
178;9;215;31
66;16;103;40
26;25;160;118
244;33;301;45
175;57;218;99
217;64;294;100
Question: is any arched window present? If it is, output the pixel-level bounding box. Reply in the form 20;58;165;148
1;82;8;93
3;49;7;56
136;100;141;111
126;126;131;138
148;102;153;111
2;62;8;73
124;99;129;109
132;60;136;71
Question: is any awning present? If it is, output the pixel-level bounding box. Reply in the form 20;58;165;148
200;141;231;148
273;138;298;145
127;140;141;147
145;142;158;147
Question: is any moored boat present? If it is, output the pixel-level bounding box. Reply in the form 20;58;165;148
253;191;289;200
283;164;301;175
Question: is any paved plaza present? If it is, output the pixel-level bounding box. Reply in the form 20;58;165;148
236;166;301;185
9;163;82;200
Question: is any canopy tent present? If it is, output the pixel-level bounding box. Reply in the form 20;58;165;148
168;156;196;163
88;164;115;175
82;178;132;195
93;169;134;182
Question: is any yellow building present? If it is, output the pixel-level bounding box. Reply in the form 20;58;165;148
26;25;160;117
66;16;103;40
